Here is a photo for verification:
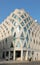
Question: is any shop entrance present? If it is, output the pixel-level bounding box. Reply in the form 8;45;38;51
16;51;21;60
2;52;5;59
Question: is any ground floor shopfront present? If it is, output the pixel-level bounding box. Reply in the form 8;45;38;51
2;49;29;61
0;48;40;61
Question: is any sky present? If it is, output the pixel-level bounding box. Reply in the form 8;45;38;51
0;0;40;23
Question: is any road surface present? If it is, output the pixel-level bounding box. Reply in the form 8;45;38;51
0;61;40;65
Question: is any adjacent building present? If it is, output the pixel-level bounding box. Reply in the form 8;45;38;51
0;9;40;61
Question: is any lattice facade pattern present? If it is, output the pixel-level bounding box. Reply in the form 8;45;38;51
0;9;40;61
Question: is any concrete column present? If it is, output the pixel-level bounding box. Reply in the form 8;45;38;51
21;50;23;61
9;51;10;60
13;50;15;60
26;51;28;60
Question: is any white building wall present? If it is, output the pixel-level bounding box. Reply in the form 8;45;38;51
0;9;40;61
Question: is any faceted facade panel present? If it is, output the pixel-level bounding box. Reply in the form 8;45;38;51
0;9;40;61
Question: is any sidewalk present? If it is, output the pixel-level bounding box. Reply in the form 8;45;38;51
0;60;29;64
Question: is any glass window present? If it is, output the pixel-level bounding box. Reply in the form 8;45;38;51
18;25;21;30
21;21;25;26
32;32;34;36
21;15;24;18
13;38;16;43
12;14;18;19
17;25;21;32
28;44;30;48
12;20;14;24
28;29;30;34
24;19;27;23
11;27;14;32
28;51;31;56
5;38;7;44
17;27;19;33
3;40;4;44
20;32;24;40
6;51;9;56
16;42;21;48
26;34;29;43
30;21;33;25
13;32;16;38
13;14;17;18
28;22;31;26
18;17;21;22
10;42;13;48
10;19;14;23
26;18;28;21
24;27;27;32
12;14;21;22
20;32;24;38
20;37;24;40
26;24;29;28
6;27;8;30
28;17;30;20
33;39;35;44
30;38;32;41
30;28;32;30
26;17;30;21
14;21;18;26
13;32;16;43
23;42;26;48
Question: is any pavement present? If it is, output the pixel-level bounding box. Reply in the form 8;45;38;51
0;60;29;64
0;60;40;65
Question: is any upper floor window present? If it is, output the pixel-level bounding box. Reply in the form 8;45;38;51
20;32;24;40
32;32;34;37
5;38;7;44
17;25;21;32
13;32;16;38
10;19;14;24
26;34;29;43
28;16;30;20
10;42;13;48
26;24;29;28
12;14;17;19
21;15;24;18
20;32;24;38
12;14;21;22
23;42;27;48
11;27;14;33
33;39;35;44
24;19;27;23
21;21;25;26
13;32;16;42
18;17;21;22
16;41;21;48
13;21;18;26
28;29;30;34
24;27;27;33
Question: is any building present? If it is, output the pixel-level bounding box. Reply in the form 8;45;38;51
0;9;40;61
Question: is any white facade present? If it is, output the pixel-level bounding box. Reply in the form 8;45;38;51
0;9;40;61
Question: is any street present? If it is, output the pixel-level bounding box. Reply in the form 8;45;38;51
0;61;40;65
